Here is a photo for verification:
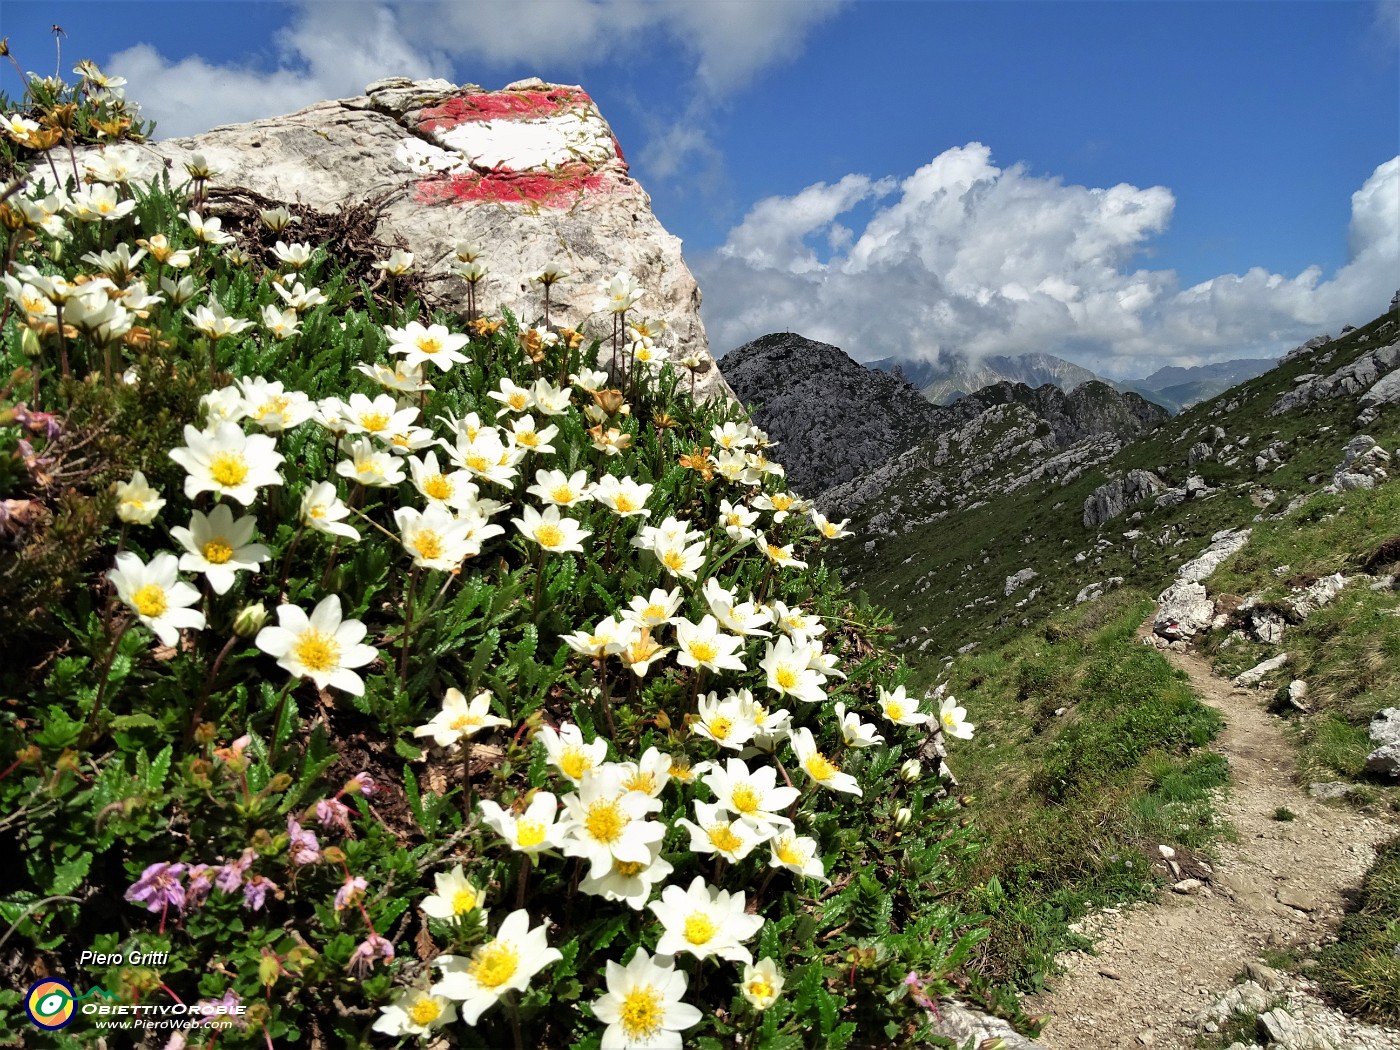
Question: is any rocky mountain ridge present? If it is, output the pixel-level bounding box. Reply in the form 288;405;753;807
868;350;1104;405
721;333;1166;498
822;295;1400;661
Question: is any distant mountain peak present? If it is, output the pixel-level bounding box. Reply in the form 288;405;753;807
869;351;1105;405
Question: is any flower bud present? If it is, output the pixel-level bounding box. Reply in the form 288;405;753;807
898;759;922;783
16;744;43;765
251;828;275;851
322;845;347;864
56;749;81;775
894;806;912;830
268;773;293;792
233;602;268;638
20;327;41;358
194;722;217;745
258;950;282;989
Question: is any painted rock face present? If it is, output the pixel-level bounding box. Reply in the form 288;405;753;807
399;86;629;208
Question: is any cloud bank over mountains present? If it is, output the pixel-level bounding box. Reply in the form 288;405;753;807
699;148;1400;375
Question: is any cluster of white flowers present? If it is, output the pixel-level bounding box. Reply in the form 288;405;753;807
392;368;974;1041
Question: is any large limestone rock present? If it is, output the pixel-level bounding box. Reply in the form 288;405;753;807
73;76;726;398
1152;529;1251;640
1082;468;1166;527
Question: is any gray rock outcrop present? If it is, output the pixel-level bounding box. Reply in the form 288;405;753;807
1083;469;1167;527
72;76;724;397
1329;436;1390;491
1271;342;1400;414
1153;529;1251;640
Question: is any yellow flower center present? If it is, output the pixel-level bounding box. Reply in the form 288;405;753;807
550;484;577;504
413;530;444;561
359;411;390;432
309;505;327;519
255;395;290;420
534;523;565;548
202;539;234;564
730;783;761;814
642;603;666;622
774;667;798;691
558;746;593;781
887;701;906;721
208;450;249;488
688;640;718;664
670;761;694;782
424;474;453;501
418;337;442;354
804;751;839;783
131;583;168;618
516;430;540;448
125;498;146;511
613;493;637;513
662;549;686;572
623;771;656;794
747;977;774;1002
772;495;793;510
683;912;718;944
450;713;483;732
508;393;529;410
775;836;808;867
407;997;442;1026
452;887;478;915
614;859;645;878
767;544;786;561
516;819;547;848
708;716;733;741
706;823;744;855
618;985;664;1040
583;799;627;844
467;941;519;989
464;453;490;472
293;630;340;674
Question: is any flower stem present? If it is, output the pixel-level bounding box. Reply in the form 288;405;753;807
188;632;239;746
462;742;474;825
399;566;420;690
515;853;531;909
531;547;545;619
79;615;133;748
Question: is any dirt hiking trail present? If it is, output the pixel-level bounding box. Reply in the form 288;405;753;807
1025;645;1399;1050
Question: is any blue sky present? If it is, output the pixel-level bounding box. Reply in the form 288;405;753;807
4;1;1397;376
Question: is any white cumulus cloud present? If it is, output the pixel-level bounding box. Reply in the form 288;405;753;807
108;0;843;139
698;147;1400;375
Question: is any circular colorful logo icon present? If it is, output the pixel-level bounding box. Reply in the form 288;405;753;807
25;978;76;1030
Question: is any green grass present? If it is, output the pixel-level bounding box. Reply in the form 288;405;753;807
1316;834;1400;1021
926;592;1227;988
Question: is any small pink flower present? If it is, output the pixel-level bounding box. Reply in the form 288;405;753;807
125;862;186;913
186;864;215;907
344;772;376;797
242;874;277;911
347;933;394;976
335;875;367;912
315;797;352;832
214;849;254;894
287;818;321;865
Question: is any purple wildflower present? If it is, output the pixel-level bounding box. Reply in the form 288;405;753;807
193;990;246;1029
903;971;940;1017
335;875;368;913
287;818;321;865
185;864;215;908
315;796;352;833
214;849;254;894
345;772;376;797
242;874;277;911
124;862;186;914
347;933;394;976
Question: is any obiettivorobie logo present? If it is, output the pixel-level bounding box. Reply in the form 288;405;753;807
24;979;117;1030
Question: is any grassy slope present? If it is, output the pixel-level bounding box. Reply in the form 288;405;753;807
828;307;1400;996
